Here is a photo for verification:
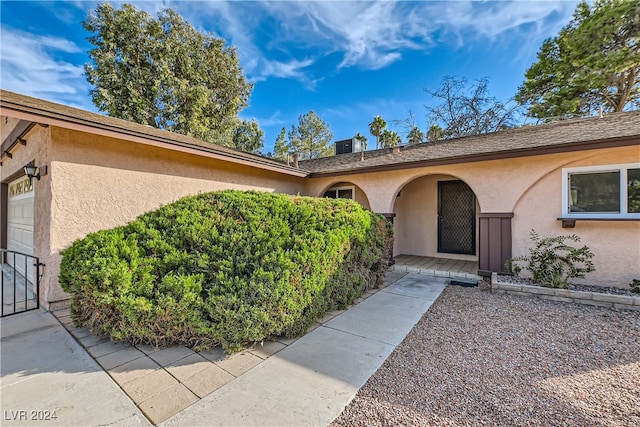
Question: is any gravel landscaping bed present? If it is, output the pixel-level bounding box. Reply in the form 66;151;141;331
332;285;640;426
497;274;638;296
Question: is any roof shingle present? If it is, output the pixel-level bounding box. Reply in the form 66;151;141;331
300;111;640;175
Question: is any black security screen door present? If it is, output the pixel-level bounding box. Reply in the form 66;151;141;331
438;180;476;255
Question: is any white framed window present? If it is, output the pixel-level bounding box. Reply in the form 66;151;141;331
323;185;355;200
562;163;640;219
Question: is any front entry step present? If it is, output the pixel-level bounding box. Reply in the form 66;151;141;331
391;264;482;281
391;255;481;281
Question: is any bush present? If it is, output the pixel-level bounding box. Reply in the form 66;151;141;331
59;190;393;352
508;230;595;288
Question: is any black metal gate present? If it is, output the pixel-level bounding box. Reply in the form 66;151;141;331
1;249;42;317
438;180;476;255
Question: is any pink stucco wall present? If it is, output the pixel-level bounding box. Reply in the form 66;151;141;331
305;145;639;287
2;114;638;307
2;124;306;307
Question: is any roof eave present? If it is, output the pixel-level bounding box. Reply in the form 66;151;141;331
0;100;310;178
308;136;639;178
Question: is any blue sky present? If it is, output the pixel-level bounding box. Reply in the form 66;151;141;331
0;1;580;154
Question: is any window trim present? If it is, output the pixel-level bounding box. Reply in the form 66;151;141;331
561;163;640;219
323;185;355;200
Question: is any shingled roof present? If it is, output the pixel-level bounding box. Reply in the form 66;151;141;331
2;90;639;178
0;90;306;176
301;111;640;176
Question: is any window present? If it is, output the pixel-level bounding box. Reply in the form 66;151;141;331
323;186;354;200
562;163;640;218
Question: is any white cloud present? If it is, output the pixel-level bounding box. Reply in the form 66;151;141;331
429;0;578;41
249;110;287;128
0;28;89;101
168;1;320;86
171;0;578;83
16;1;579;93
254;58;315;82
256;0;428;70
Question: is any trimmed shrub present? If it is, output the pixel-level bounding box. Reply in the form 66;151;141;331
508;229;595;288
59;190;393;352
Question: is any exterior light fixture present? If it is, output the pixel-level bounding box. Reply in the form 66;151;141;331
24;162;45;185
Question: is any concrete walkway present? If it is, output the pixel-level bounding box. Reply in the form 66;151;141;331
1;272;448;426
0;310;150;426
162;273;448;426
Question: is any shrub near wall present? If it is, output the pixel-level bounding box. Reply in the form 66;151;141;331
59;190;393;352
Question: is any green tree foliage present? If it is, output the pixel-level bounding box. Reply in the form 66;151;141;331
59;190;393;352
406;126;425;145
83;2;253;142
272;127;289;161
368;115;387;149
230;119;264;154
380;129;401;148
287;111;334;160
516;0;640;119
425;76;519;139
427;124;444;142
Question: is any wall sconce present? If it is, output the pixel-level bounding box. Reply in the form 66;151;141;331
24;162;47;185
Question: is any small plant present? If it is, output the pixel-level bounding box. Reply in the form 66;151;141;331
503;258;520;276
630;279;640;294
509;229;595;288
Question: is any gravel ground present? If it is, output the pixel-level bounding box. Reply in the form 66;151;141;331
497;274;638;296
331;285;640;427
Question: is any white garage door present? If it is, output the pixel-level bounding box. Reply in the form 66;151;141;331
7;176;34;281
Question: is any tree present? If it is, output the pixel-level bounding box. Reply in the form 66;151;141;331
516;0;640;119
230;119;264;154
83;2;253;143
425;76;519;139
272;127;289;161
406;126;425;145
380;129;401;148
427;124;444;142
288;111;334;160
393;110;423;144
368;115;387;149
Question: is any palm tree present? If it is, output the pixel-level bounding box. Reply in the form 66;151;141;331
368;115;387;149
380;129;401;148
427;124;445;142
407;126;425;145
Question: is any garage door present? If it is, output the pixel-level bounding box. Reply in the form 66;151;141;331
7;176;34;281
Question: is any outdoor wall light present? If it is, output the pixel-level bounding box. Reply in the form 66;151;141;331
24;162;47;185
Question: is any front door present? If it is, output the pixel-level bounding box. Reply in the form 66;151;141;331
438;180;476;255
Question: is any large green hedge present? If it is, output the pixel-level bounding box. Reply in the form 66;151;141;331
59;190;393;352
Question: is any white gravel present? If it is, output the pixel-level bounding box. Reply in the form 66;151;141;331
332;285;640;426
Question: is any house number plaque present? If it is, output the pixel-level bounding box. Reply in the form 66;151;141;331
9;178;33;196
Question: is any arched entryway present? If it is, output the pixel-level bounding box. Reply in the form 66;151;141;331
392;174;480;277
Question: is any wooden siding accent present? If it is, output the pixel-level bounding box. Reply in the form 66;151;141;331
478;213;514;276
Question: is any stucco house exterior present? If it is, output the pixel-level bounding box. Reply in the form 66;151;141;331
1;89;639;310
